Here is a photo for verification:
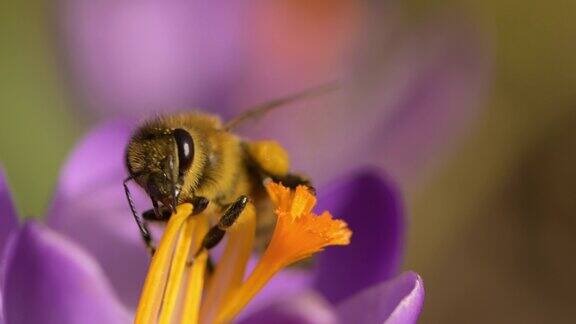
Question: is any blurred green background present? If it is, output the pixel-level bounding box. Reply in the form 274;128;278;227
1;0;79;215
2;0;576;322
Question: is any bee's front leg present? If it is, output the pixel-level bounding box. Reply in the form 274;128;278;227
140;197;209;257
195;195;249;255
145;196;210;221
143;208;171;222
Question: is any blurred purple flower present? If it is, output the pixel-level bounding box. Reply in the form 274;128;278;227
58;1;492;185
0;122;423;323
59;0;246;115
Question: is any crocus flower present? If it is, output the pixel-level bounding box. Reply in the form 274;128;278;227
0;121;424;323
58;1;492;186
133;182;353;323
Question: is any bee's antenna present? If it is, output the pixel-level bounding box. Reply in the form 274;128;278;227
223;81;340;131
123;174;150;239
123;176;138;216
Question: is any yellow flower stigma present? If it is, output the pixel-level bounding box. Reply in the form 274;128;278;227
135;182;352;324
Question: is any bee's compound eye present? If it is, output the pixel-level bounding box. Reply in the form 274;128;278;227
173;128;194;175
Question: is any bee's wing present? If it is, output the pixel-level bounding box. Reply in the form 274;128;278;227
223;81;340;131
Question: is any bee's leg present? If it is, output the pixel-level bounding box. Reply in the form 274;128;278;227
195;195;249;256
141;196;209;257
189;196;210;215
271;173;315;194
141;209;177;256
145;196;210;221
142;208;171;222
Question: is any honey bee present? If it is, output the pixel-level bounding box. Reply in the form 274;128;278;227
123;83;337;256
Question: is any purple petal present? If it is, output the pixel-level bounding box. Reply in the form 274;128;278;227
238;291;337;324
0;285;4;324
48;120;133;200
0;167;18;256
2;222;129;324
47;121;150;310
59;0;246;117
313;170;404;303
336;271;424;324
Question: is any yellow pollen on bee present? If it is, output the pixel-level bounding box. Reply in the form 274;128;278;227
245;140;290;176
135;182;352;324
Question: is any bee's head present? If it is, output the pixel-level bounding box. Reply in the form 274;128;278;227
125;127;194;212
